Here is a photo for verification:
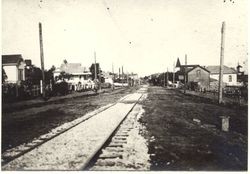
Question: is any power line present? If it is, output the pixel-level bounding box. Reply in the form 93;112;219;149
101;0;132;46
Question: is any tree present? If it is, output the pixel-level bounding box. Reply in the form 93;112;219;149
89;63;101;80
57;71;72;81
45;65;56;84
25;65;42;85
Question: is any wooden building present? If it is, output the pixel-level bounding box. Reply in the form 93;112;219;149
175;58;210;91
186;65;210;91
2;54;26;84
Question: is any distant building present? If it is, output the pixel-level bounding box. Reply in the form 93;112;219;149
53;61;92;84
128;73;139;86
176;64;200;81
206;65;238;86
186;65;210;90
236;64;248;86
2;54;26;84
175;58;210;90
101;71;113;84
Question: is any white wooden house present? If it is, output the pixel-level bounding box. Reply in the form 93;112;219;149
206;65;238;86
53;62;93;90
2;54;26;84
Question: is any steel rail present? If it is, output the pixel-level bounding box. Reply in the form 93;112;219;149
1;93;133;166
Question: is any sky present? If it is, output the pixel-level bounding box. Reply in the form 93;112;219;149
2;0;248;76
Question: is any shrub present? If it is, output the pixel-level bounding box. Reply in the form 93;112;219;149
53;81;69;95
101;82;111;88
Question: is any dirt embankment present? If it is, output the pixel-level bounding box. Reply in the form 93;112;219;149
139;86;247;171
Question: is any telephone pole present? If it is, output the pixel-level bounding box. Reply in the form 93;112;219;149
39;22;46;98
99;64;101;90
112;63;115;90
94;51;97;80
184;54;187;93
173;62;175;84
119;68;120;79
166;68;169;87
112;63;114;77
218;21;226;104
122;66;124;87
163;71;166;87
126;72;129;86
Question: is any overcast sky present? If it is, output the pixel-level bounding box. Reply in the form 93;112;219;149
2;0;248;76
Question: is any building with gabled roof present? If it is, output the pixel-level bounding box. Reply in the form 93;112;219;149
175;58;210;91
2;54;26;83
206;65;238;86
186;65;210;90
53;61;92;85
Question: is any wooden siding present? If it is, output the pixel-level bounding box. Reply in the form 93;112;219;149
187;66;210;89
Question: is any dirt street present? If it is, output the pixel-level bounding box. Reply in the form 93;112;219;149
2;87;138;153
139;86;247;171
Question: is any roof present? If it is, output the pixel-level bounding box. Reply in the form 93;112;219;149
181;64;200;68
59;63;88;74
2;54;24;65
206;65;237;74
186;65;210;74
210;78;218;82
179;65;199;73
176;58;181;67
54;63;89;75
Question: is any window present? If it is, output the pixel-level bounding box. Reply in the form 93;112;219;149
196;70;201;77
229;75;232;82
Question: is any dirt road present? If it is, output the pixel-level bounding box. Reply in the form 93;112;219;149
139;86;247;171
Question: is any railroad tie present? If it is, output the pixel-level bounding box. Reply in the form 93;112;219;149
99;153;123;159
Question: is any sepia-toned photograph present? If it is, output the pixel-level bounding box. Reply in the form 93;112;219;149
1;0;248;171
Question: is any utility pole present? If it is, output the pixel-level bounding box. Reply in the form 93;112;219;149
173;62;175;84
163;71;166;87
184;54;187;94
218;21;226;104
119;68;120;79
94;51;97;80
166;68;169;87
112;63;114;77
112;63;115;90
39;22;46;98
127;72;129;86
99;64;101;90
122;66;124;87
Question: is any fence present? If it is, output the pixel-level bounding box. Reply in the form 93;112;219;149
26;85;41;97
2;83;44;102
184;86;248;106
2;80;115;102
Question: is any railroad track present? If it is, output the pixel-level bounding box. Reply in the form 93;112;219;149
87;100;150;170
1;91;132;165
2;86;149;170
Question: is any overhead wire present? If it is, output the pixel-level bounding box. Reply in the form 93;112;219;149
101;0;132;46
101;0;135;73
